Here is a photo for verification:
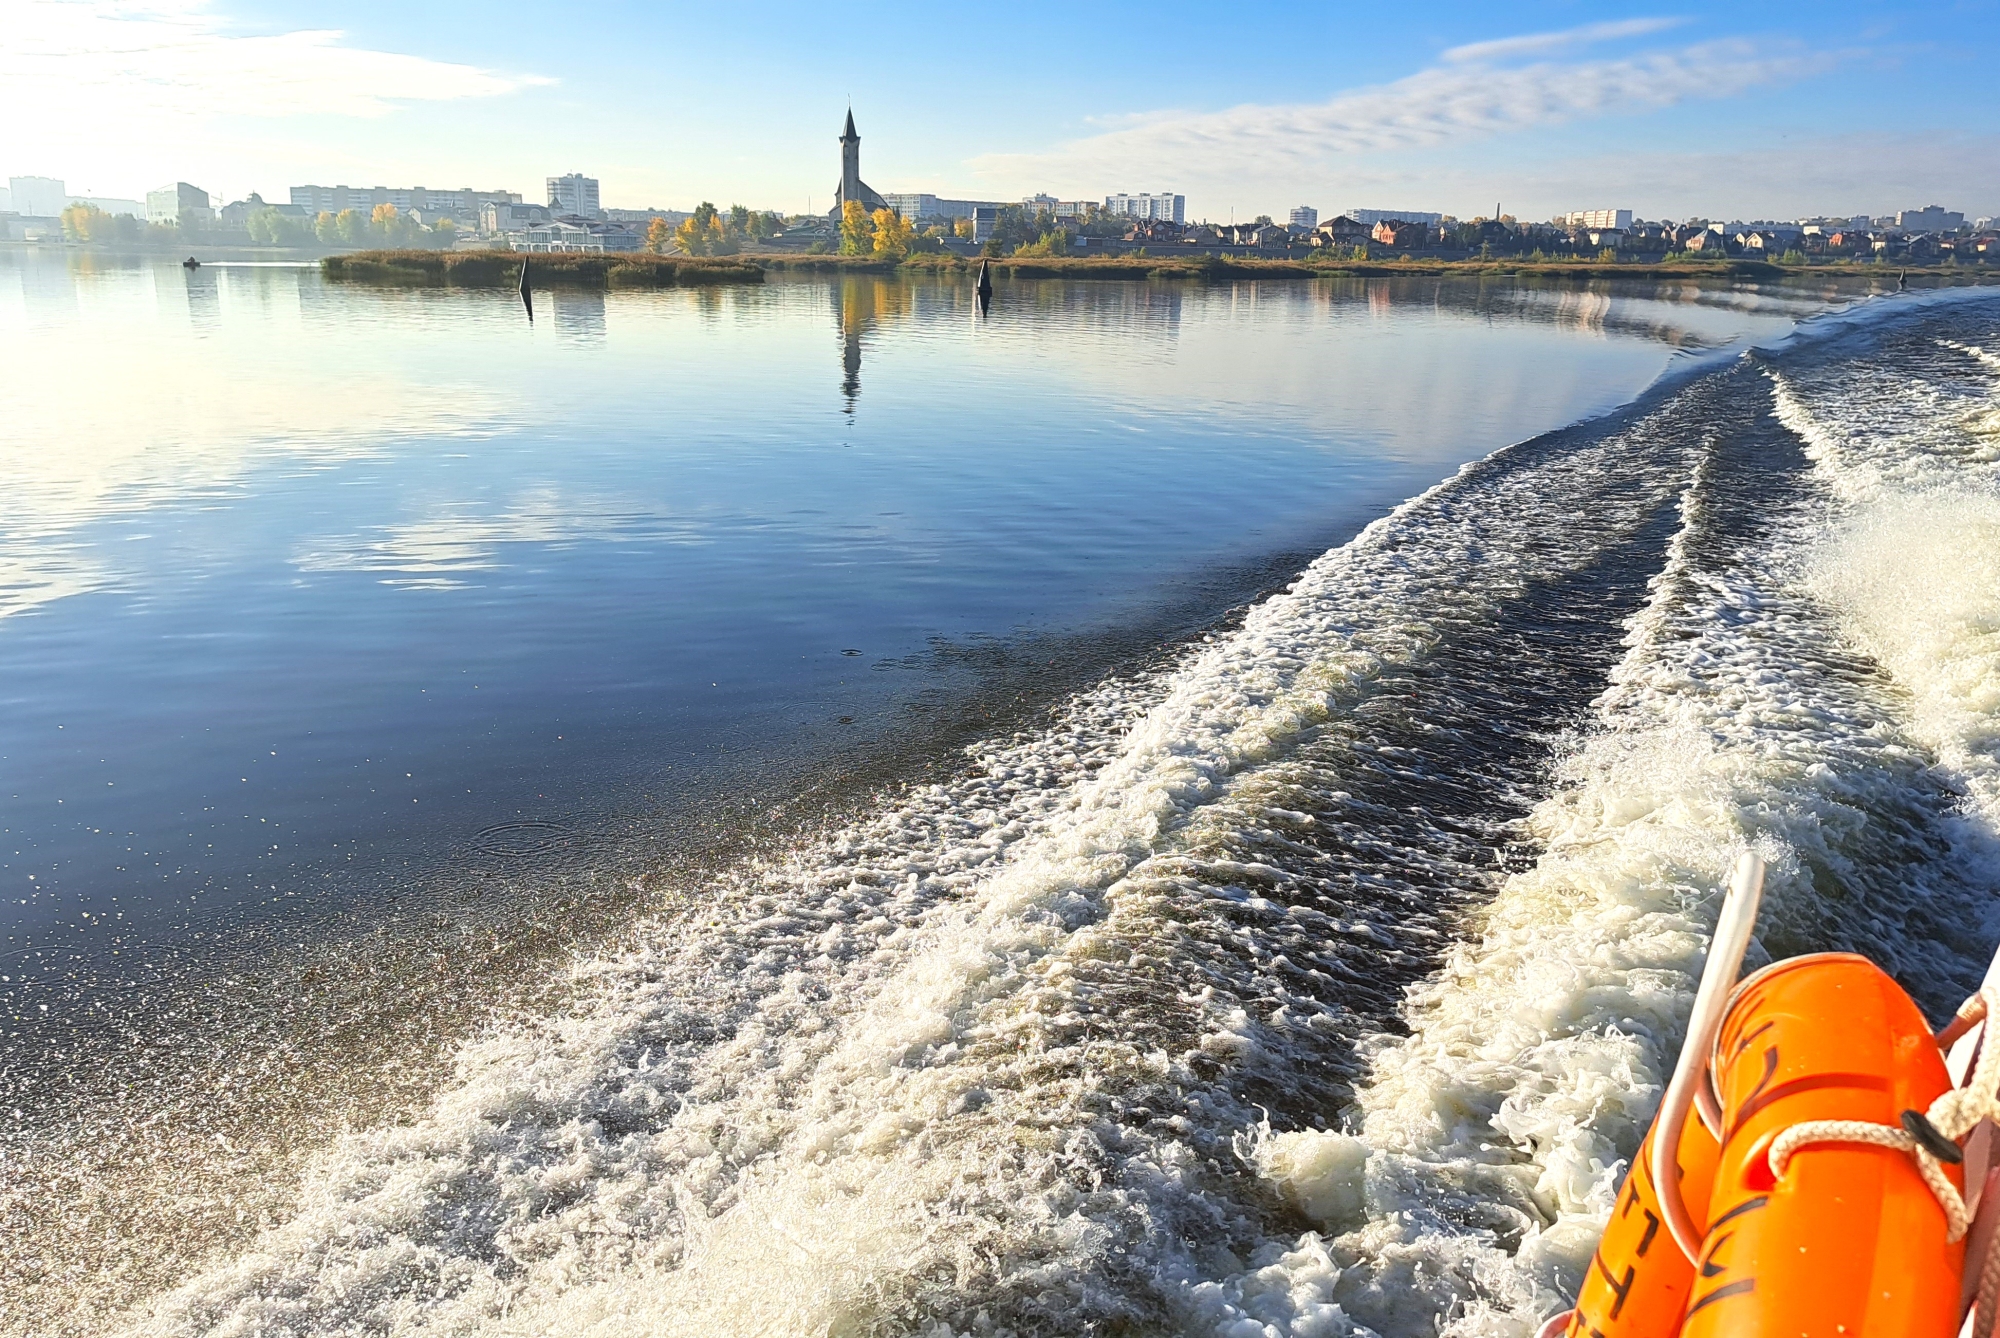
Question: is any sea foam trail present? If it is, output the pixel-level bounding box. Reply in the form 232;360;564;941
120;297;2000;1338
1191;295;2000;1337
124;364;1703;1337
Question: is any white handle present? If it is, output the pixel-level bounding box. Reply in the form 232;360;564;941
1654;851;1766;1262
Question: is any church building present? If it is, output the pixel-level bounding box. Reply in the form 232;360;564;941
830;110;889;220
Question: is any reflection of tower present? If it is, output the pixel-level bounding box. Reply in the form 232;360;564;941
829;109;888;220
831;277;913;415
836;278;867;415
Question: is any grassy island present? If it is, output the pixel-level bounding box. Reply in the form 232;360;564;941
321;250;763;287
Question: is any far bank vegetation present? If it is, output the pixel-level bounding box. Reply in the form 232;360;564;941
322;251;762;287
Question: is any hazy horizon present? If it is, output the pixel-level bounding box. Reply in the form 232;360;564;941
8;0;1998;225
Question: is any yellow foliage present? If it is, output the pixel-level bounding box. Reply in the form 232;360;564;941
839;199;873;255
645;217;673;253
953;217;975;240
871;208;914;259
372;203;399;226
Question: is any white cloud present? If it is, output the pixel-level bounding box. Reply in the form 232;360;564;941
1440;18;1685;65
971;28;1839;205
4;0;550;121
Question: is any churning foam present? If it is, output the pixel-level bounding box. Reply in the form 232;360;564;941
117;295;2000;1338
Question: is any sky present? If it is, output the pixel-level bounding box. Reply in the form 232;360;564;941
6;0;1998;224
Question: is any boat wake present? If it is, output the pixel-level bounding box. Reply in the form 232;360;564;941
120;291;2000;1338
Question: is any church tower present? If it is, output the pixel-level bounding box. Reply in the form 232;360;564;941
830;108;889;220
840;110;862;208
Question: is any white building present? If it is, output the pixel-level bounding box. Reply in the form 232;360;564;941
1897;205;1965;231
482;201;552;234
1022;194;1095;219
146;182;211;225
9;176;68;217
882;193;943;220
1346;207;1444;225
1105;192;1185;224
1556;208;1634;231
1288;205;1318;230
515;217;638;252
291;185;520;221
547;174;602;219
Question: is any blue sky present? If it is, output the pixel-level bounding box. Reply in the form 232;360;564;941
9;0;1998;223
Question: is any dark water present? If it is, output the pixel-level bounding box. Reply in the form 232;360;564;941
0;253;1869;1333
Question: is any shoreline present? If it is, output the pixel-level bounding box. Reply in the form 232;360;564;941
315;247;2000;288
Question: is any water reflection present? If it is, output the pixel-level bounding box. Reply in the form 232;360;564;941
181;265;221;333
552;288;606;345
833;276;913;414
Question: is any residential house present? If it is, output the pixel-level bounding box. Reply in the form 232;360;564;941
1310;216;1370;248
1371;219;1428;249
1218;222;1289;248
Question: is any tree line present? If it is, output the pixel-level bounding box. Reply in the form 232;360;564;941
58;201;458;248
653;203;786;256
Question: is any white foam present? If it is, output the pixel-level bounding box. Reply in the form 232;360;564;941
1196;306;2000;1337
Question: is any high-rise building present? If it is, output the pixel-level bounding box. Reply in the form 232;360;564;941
146;182;211;225
9;176;67;217
882;193;942;220
1555;208;1633;230
1896;205;1965;231
547;173;602;219
1104;192;1184;224
1288;205;1318;230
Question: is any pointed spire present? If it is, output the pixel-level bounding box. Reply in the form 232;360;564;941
842;107;857;141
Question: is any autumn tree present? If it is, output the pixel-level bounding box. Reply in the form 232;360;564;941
314;211;339;244
60;203;105;242
839;199;874;255
871;207;914;259
676;202;726;256
333;209;364;245
645;217;672;253
953;216;975;240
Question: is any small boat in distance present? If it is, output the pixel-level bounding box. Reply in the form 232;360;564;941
182;257;200;269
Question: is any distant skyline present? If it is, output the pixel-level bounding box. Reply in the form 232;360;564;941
8;0;1998;223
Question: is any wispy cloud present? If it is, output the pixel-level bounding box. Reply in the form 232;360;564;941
4;0;551;121
972;25;1838;202
1440;17;1685;65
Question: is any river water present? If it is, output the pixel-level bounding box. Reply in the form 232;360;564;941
6;254;1993;1336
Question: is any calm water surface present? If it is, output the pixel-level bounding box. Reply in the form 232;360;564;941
2;260;1828;963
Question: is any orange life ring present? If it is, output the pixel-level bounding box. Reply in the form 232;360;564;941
1679;952;1963;1337
1567;1102;1719;1337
